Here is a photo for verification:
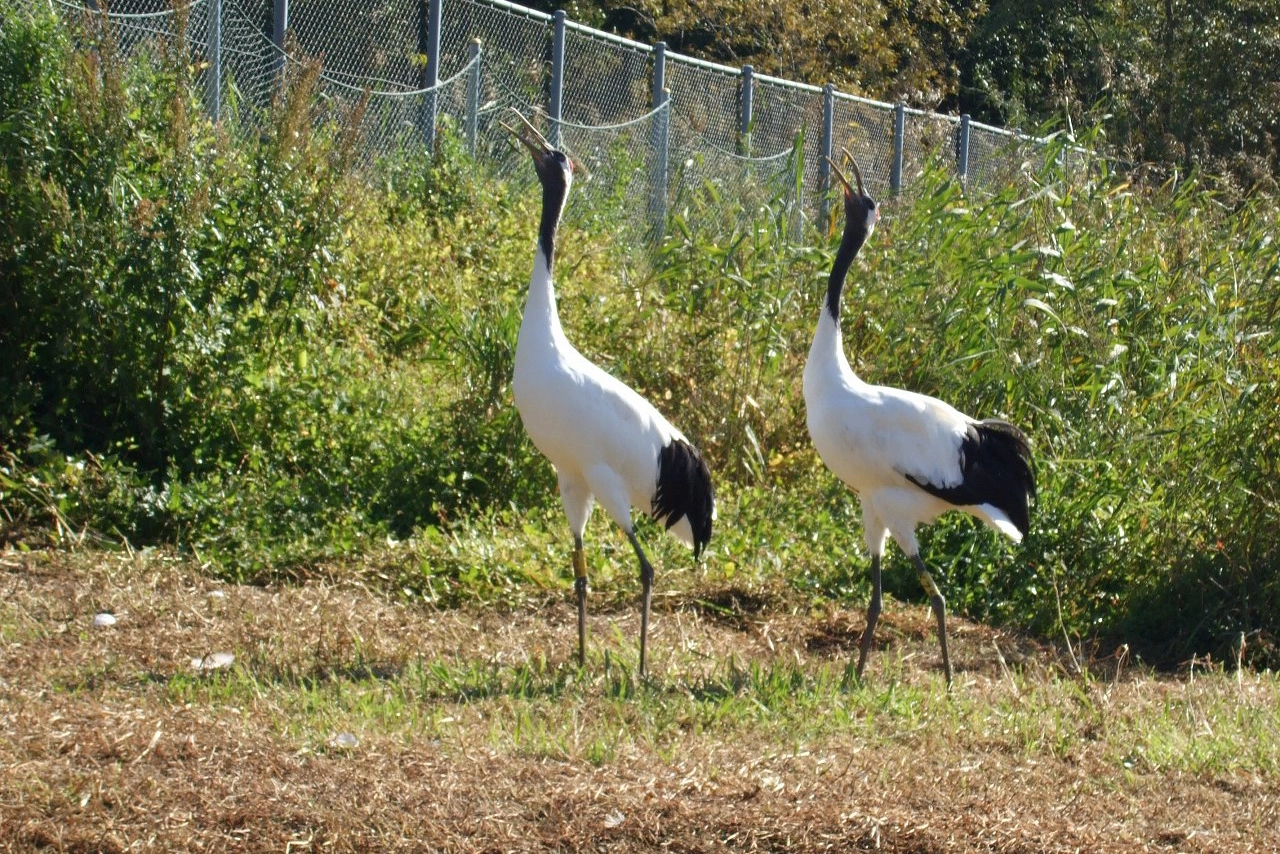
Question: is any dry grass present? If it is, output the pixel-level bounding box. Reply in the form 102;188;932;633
2;549;1278;853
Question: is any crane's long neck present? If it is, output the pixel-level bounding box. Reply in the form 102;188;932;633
523;176;570;345
808;217;870;377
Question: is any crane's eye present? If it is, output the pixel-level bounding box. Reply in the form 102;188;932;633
554;151;569;166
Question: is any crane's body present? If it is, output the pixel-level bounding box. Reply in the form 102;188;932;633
514;297;704;552
804;156;1035;687
505;111;714;675
804;351;1029;552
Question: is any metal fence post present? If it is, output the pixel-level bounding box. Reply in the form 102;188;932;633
273;0;288;94
550;10;566;148
958;113;971;189
819;83;834;225
891;103;906;195
421;0;442;152
739;64;754;156
206;0;221;121
650;42;670;241
466;39;483;158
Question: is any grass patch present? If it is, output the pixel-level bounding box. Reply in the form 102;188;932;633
4;551;1279;852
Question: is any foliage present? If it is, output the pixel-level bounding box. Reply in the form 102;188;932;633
546;0;985;106
955;0;1280;193
0;3;545;576
1106;0;1280;190
2;6;1279;670
547;0;1280;192
954;0;1108;128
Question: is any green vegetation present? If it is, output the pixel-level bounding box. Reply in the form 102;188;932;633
1;3;1278;672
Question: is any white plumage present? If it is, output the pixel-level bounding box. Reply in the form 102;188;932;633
504;111;715;675
804;155;1036;688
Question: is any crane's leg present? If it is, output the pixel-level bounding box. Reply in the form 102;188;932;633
559;475;594;670
855;553;883;680
572;536;588;668
857;516;890;683
912;553;953;688
626;531;656;677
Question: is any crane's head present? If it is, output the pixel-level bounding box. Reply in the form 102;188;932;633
826;149;878;239
500;109;577;193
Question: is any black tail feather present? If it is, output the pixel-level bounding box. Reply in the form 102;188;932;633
973;419;1036;536
653;439;715;558
908;418;1036;537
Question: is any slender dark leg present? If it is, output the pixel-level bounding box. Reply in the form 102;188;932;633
572;537;588;668
626;532;655;677
913;553;952;688
856;553;883;680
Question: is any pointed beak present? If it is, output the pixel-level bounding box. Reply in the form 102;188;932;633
500;109;553;160
839;147;868;197
824;155;856;200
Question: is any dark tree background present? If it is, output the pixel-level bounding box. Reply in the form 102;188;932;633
536;0;1280;193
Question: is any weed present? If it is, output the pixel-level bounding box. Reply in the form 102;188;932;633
2;8;1278;666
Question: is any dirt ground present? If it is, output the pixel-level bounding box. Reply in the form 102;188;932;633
2;550;1277;853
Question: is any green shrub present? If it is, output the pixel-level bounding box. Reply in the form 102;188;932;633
2;6;1277;668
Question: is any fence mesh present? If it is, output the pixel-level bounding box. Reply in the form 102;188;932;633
220;0;278;114
664;56;742;159
829;94;897;197
42;0;1060;241
967;120;1034;190
291;0;421;91
562;27;651;127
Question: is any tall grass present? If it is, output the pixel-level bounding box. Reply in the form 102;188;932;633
1;3;1277;667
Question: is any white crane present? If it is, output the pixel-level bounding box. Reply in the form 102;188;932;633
502;111;715;676
804;153;1036;688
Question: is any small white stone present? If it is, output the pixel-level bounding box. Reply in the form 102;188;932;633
332;732;360;750
603;811;625;829
191;652;235;671
92;613;117;627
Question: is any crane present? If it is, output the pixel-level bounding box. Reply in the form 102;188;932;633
803;153;1035;688
502;110;715;676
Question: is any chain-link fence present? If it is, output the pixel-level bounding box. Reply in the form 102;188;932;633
48;0;1046;240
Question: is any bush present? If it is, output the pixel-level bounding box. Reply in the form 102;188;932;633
2;6;1277;668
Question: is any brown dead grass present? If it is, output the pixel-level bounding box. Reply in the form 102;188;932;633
1;549;1277;853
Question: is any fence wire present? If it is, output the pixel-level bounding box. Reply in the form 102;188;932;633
43;0;1057;242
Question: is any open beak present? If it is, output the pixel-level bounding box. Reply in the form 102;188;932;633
499;108;589;179
825;155;856;199
500;109;553;159
841;147;867;197
826;147;868;197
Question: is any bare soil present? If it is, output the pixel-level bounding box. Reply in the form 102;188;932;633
2;550;1276;853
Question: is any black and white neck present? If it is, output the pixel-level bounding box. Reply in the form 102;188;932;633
823;195;878;327
502;111;576;345
533;148;573;276
811;156;879;372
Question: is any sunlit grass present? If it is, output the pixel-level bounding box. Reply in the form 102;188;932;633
149;602;1280;780
6;551;1279;850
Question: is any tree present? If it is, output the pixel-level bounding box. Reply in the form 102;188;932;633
528;0;986;103
957;0;1280;191
954;0;1112;128
1114;0;1280;190
525;0;1280;189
